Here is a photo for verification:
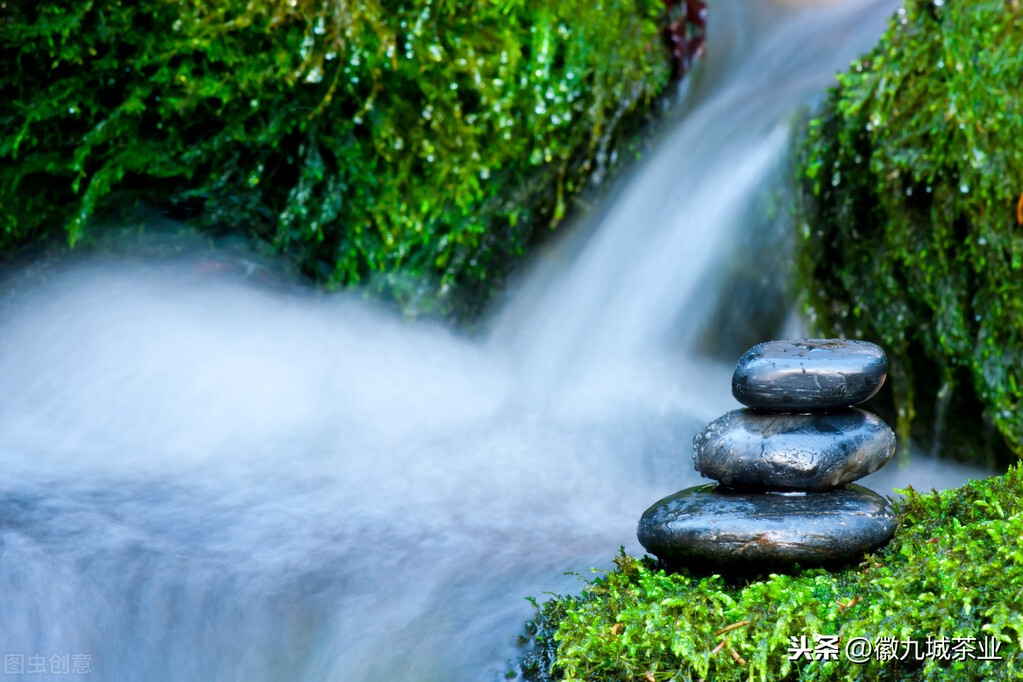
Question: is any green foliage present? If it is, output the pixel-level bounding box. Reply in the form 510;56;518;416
794;0;1023;463
1;0;676;316
525;465;1023;681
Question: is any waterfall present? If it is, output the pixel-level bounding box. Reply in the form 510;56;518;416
0;2;984;681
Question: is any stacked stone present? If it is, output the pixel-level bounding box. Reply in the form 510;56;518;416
637;339;898;571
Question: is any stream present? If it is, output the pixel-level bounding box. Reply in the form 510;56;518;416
0;1;991;680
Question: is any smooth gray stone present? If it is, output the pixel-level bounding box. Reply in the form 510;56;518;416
637;483;896;570
732;339;887;411
693;408;895;491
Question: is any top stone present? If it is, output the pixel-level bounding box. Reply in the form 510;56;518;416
732;339;887;411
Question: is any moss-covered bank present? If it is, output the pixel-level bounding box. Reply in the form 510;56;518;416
521;465;1023;680
795;0;1023;464
1;0;701;317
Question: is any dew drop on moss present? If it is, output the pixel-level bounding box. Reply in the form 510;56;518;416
304;66;323;84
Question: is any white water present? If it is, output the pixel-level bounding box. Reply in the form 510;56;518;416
0;1;989;680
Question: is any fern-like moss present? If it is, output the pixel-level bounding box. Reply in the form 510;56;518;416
523;464;1023;680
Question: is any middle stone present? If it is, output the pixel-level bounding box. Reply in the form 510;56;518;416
693;408;896;491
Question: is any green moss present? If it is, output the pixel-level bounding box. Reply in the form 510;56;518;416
523;465;1023;680
1;0;685;317
794;0;1023;464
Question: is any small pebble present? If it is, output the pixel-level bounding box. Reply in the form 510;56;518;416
732;339;887;411
693;408;896;491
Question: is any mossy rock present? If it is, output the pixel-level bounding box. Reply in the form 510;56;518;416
522;464;1023;680
1;0;699;318
794;0;1023;465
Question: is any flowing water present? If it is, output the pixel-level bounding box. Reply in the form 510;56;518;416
0;1;991;680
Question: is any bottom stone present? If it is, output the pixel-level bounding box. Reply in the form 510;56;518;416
637;483;896;570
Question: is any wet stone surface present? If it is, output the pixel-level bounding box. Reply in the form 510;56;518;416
693;408;896;491
637;483;896;570
732;339;887;411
